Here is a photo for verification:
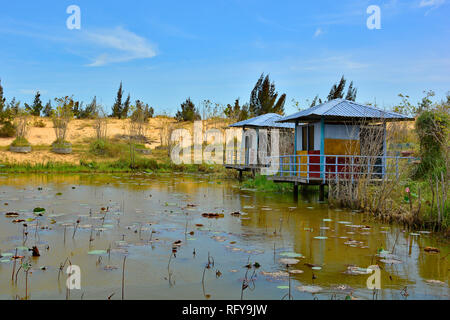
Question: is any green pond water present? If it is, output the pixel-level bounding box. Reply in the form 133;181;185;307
0;173;448;300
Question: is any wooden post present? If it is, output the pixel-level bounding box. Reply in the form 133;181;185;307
238;170;243;182
319;184;325;202
293;183;299;202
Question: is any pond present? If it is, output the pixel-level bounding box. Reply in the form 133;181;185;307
0;173;448;300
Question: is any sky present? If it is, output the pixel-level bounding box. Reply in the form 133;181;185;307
0;0;449;115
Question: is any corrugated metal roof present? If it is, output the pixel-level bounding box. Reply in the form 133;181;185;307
278;99;414;123
229;113;295;129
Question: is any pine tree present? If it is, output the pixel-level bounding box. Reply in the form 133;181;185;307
27;91;43;116
249;74;286;116
83;96;97;118
327;76;347;101
122;94;130;119
111;82;124;118
144;104;154;120
0;80;5;114
176;98;201;121
43;100;53;117
310;95;322;108
224;99;249;121
345;81;357;101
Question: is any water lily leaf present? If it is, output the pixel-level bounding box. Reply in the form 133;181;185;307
279;258;300;265
379;258;402;264
1;253;13;257
277;286;289;289
289;269;304;274
280;252;303;258
323;219;332;222
426;280;446;285
314;236;328;240
88;250;107;255
297;285;322;293
260;271;289;278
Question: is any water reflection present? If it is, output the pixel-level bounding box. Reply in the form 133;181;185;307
0;173;448;300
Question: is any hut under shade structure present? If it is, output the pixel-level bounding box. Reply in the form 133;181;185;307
270;99;415;201
225;113;295;179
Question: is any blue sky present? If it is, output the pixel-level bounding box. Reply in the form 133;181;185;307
0;0;449;115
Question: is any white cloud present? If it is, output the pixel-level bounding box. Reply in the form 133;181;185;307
419;0;445;7
84;27;157;67
314;28;323;37
419;0;445;15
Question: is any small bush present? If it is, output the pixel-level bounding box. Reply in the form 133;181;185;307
0;121;16;137
52;139;71;148
11;137;31;147
33;119;46;128
89;139;123;157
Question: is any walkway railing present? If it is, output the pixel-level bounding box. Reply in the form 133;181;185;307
271;154;416;184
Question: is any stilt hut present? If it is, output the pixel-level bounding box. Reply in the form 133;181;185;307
224;113;295;177
270;99;414;197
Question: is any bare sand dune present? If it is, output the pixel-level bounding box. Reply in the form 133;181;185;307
0;117;232;164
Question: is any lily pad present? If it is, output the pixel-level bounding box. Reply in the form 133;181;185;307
379;258;402;264
88;250;107;255
289;269;304;274
279;258;300;265
314;236;328;240
1;253;13;257
297;285;322;293
280;252;303;258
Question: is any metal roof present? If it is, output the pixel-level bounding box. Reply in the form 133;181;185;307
229;113;295;129
278;99;415;123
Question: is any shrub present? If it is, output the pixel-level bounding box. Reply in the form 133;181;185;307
33;119;46;127
11;137;31;147
89;139;123;157
414;107;449;179
176;98;201;122
52;139;71;148
0;121;16;137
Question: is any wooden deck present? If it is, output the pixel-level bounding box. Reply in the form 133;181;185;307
224;164;264;171
267;175;385;185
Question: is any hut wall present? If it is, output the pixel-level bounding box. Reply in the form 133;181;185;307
324;124;360;155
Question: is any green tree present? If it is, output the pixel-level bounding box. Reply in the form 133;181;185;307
26;91;43;116
0;80;6;115
327;76;358;102
176;98;201;121
327;76;347;101
111;81;124;118
393;94;416;116
43;100;53;117
309;95;322;108
249;74;286;116
224;99;249;121
415;104;449;179
122;94;131;119
345;81;357;101
144;103;154;120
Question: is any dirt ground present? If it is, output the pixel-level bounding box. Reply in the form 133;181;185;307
0;118;169;164
0;117;233;164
